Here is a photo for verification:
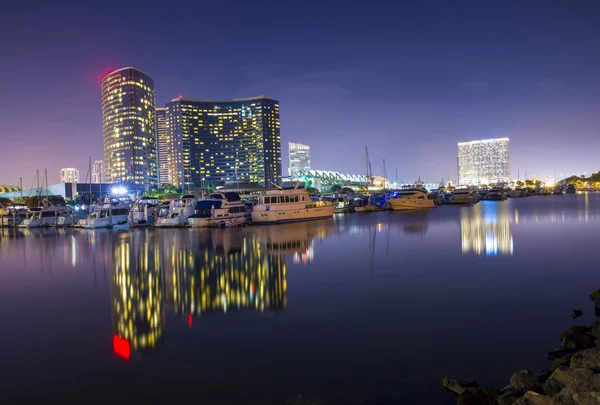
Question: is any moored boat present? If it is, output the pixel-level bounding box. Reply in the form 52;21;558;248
450;188;479;204
154;194;198;227
388;186;435;211
77;197;130;229
19;201;75;228
188;192;249;228
130;196;160;227
251;181;335;224
1;204;29;227
485;187;508;201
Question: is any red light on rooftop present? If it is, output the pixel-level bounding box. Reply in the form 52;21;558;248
179;95;183;99
112;335;131;360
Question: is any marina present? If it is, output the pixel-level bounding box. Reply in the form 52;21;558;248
1;194;599;404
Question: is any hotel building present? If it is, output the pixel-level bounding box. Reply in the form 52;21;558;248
164;96;281;188
60;168;79;183
288;142;311;175
91;160;106;184
457;138;509;185
155;107;170;186
101;67;158;191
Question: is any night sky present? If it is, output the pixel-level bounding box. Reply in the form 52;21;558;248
1;1;599;186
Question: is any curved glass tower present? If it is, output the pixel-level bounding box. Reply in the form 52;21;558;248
101;67;158;192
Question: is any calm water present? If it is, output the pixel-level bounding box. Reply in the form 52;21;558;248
1;194;600;404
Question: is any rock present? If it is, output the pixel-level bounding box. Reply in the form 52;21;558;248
589;289;600;306
457;387;498;405
498;390;523;405
561;331;596;351
534;369;552;384
543;366;595;396
560;326;592;340
572;309;584;319
570;347;600;371
548;349;575;368
553;374;600;404
441;375;478;394
573;391;600;404
510;370;543;393
512;391;554;405
591;319;600;339
596;339;600;346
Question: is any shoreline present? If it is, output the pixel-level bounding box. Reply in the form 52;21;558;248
442;289;600;404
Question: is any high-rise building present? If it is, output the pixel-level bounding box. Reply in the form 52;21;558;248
165;96;281;188
288;142;311;175
60;168;79;183
457;138;509;185
101;67;158;192
155;108;170;186
91;160;106;184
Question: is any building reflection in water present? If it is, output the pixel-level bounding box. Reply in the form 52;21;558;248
111;231;164;360
460;202;513;256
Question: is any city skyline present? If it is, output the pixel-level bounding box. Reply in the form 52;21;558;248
1;2;600;186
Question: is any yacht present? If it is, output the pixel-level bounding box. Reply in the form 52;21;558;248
130;196;160;226
388;187;435;211
507;188;524;198
188;192;249;228
154;194;198;227
77;197;130;229
1;204;29;227
354;196;378;212
450;188;479;204
19;201;75;228
251;182;335;224
334;197;355;214
486;187;508;201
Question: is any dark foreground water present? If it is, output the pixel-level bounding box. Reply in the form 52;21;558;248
1;194;600;404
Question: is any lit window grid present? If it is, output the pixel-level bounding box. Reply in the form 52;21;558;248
457;138;509;186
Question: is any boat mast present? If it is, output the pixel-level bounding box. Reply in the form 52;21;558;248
36;169;40;207
383;158;387;193
99;161;102;201
364;146;370;191
89;157;93;204
19;177;23;200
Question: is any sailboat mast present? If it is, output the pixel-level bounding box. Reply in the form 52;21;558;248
89;157;93;204
20;177;23;199
44;169;48;200
364;146;370;189
383;158;387;192
36;169;40;206
99;161;102;201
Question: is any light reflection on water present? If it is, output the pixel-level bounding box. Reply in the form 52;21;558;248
1;194;600;404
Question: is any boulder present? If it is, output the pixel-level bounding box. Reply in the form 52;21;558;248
589;289;600;306
441;376;478;394
534;369;552;384
512;391;553;405
590;319;600;339
570;348;600;372
572;309;584;319
553;374;600;403
543;366;595;396
548;349;575;368
510;370;543;393
457;387;498;405
573;391;600;404
498;390;523;405
560;326;592;339
561;330;596;351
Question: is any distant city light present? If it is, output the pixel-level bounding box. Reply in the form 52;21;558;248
111;186;128;196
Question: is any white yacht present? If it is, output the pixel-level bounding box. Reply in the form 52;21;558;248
154;194;198;227
130;197;160;226
388;188;435;211
19;201;75;228
1;204;29;227
450;189;479;204
486;187;508;201
77;197;130;229
188;192;249;228
251;182;335;224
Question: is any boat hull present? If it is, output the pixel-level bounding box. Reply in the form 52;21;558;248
251;205;335;224
388;199;435;211
154;217;186;227
449;196;479;204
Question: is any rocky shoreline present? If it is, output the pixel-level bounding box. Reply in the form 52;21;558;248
442;289;600;405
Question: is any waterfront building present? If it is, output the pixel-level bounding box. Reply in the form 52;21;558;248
101;67;158;192
457;138;509;185
155;107;170;186
289;142;311;175
60;168;79;183
91;160;106;184
0;182;113;200
165;96;281;188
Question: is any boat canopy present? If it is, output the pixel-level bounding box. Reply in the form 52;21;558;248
195;200;223;210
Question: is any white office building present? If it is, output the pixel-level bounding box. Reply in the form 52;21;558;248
458;138;509;186
288;142;311;175
60;168;80;183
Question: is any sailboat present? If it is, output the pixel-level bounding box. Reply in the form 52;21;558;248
355;146;378;213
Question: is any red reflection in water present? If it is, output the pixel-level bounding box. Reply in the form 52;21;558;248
188;313;193;328
112;335;130;360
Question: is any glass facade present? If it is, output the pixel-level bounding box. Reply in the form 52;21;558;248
155;108;170;186
288;142;311;175
457;138;509;185
101;67;158;192
165;96;281;188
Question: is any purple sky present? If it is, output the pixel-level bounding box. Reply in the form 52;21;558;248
1;1;599;187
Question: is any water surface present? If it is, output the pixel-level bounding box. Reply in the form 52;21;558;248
1;194;599;404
